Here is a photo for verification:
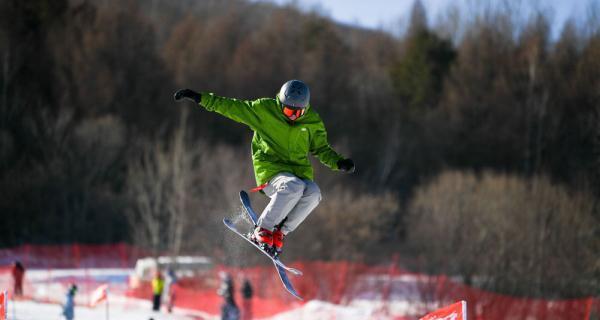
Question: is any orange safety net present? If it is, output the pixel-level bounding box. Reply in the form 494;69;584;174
0;244;597;319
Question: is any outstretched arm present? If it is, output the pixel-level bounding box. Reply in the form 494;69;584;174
174;89;260;129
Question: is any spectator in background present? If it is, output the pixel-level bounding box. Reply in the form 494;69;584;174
241;279;253;320
11;260;25;297
151;270;164;312
164;268;177;313
62;284;77;320
217;272;239;320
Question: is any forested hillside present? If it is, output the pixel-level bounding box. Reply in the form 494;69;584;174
0;0;597;298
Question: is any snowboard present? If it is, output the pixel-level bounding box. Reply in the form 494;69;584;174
222;190;303;300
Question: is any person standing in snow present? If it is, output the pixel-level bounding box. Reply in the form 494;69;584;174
151;270;164;312
164;268;177;313
174;80;355;256
11;260;25;297
241;278;253;320
217;272;239;320
62;284;77;320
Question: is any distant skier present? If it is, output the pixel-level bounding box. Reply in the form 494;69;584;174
62;284;77;320
174;80;355;255
164;268;177;313
241;278;253;320
11;260;25;297
217;272;239;320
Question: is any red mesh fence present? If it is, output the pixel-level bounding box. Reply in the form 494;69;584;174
0;244;597;319
0;243;147;268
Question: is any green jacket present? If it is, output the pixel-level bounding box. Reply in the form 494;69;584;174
199;92;344;185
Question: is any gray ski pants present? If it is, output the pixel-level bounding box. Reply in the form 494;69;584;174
257;172;321;235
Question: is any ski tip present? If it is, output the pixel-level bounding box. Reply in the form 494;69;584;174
240;190;249;198
288;268;303;276
273;257;303;276
292;293;303;301
287;286;303;300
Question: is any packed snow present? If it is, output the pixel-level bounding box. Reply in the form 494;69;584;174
9;298;213;320
2;268;429;319
7;298;398;320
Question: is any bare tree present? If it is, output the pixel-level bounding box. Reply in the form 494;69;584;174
126;109;200;255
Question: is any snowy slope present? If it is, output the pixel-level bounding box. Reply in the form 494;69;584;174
9;298;216;320
3;268;424;319
8;298;401;320
264;300;376;320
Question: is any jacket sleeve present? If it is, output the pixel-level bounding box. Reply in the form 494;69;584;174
310;120;344;170
199;92;261;129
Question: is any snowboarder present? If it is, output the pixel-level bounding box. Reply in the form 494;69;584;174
62;284;77;320
174;80;355;255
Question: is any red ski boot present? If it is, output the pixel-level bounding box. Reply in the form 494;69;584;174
251;227;273;250
273;229;284;256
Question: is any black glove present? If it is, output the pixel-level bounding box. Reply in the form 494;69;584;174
337;158;355;173
174;89;202;103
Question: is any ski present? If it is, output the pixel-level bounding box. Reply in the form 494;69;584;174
223;218;302;276
273;260;303;300
239;191;302;275
222;190;303;299
238;190;304;300
239;190;259;223
223;219;303;300
240;191;301;271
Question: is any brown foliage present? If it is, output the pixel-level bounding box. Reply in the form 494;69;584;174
282;187;400;262
406;171;599;297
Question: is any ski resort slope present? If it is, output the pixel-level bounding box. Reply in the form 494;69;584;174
266;300;376;319
10;298;213;320
9;299;381;320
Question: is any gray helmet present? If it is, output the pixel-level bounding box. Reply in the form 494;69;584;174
278;80;310;109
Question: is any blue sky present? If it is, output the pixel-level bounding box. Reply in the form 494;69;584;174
258;0;593;37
